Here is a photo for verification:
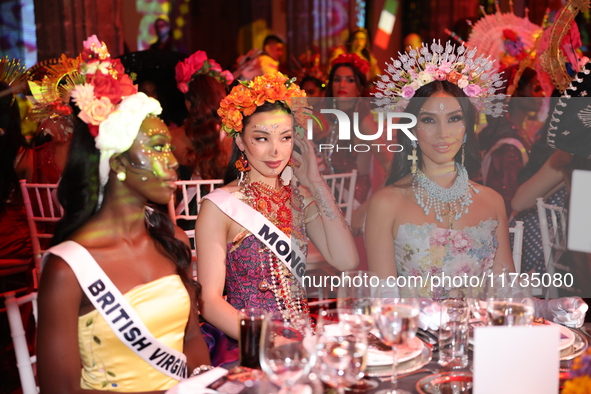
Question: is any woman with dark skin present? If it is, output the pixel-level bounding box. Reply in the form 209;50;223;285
38;95;211;393
37;36;209;392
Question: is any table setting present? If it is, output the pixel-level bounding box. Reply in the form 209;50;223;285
168;270;589;394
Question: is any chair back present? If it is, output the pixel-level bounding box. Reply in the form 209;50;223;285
322;170;358;225
19;180;63;286
509;220;524;274
4;291;38;394
167;179;224;278
536;197;568;268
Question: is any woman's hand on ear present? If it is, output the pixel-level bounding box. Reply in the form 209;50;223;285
291;132;323;190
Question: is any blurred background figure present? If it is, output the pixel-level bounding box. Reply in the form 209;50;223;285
403;32;423;51
330;28;380;84
301;75;324;97
149;16;173;51
0;59;33;263
259;34;285;75
173;50;234;184
231;49;263;83
479;67;546;217
138;80;159;100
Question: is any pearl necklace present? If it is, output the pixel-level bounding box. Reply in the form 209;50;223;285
412;163;479;228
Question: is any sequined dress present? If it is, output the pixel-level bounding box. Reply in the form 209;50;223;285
395;219;499;299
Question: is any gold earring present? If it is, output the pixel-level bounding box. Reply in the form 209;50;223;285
117;171;126;182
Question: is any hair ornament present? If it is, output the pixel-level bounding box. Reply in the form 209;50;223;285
217;72;318;138
0;57;29;99
69;35;137;137
331;53;370;75
373;39;507;117
175;50;234;93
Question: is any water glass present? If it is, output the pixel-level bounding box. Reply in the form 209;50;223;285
316;309;368;394
259;312;315;391
372;290;420;394
238;308;267;369
486;274;535;327
438;299;469;369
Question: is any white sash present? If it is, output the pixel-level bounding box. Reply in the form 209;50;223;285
203;189;307;285
44;241;188;381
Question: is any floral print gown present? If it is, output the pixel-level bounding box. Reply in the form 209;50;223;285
395;219;499;299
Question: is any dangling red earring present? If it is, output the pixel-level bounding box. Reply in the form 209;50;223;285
235;152;250;185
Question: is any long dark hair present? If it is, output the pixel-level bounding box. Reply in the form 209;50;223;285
325;63;368;98
184;74;227;179
223;101;291;184
0;83;27;213
345;28;374;65
52;118;198;297
385;81;481;186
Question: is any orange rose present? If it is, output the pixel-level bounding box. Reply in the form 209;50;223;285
447;71;462;84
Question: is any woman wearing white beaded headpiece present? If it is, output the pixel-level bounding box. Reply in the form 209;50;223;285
366;40;588;330
367;40;514;300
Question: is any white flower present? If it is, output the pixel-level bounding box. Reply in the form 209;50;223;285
457;77;469;89
95;93;162;187
417;71;434;86
410;81;421;90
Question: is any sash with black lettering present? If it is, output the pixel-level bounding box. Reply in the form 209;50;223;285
203;189;306;285
44;241;188;381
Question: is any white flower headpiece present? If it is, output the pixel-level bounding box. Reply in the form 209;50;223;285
373;40;507;116
96;92;162;189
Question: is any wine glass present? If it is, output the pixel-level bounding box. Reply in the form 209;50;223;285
259;312;315;392
372;285;420;394
486;273;535;326
466;268;494;324
336;270;379;391
315;308;368;394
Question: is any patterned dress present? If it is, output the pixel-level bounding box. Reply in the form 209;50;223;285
395;219;499;299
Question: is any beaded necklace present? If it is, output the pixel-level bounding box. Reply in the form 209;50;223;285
411;163;479;229
241;176;310;323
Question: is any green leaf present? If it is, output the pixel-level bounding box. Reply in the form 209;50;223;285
93;336;101;345
107;371;116;377
86;318;93;327
101;381;108;388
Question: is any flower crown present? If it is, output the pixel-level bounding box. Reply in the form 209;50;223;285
217;72;313;138
331;53;370;75
175;50;234;93
374;40;507;116
70;35;137;137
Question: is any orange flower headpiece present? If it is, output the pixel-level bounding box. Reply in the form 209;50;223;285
217;72;315;138
331;53;370;75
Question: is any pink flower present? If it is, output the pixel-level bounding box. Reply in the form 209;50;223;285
221;70;235;85
177;82;189;93
78;97;114;126
425;64;437;74
439;61;452;73
401;85;416;98
187;50;207;72
83;35;102;50
208;59;222;72
71;83;95;110
463;84;482;97
434;69;447;81
175;61;194;86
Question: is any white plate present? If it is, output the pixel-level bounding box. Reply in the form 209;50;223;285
468;319;575;351
366;336;424;367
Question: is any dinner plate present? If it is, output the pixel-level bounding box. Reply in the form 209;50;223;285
365;342;433;378
468;319;576;351
416;371;473;394
366;336;424;367
560;328;588;361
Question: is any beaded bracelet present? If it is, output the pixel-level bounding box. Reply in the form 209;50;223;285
190;364;214;377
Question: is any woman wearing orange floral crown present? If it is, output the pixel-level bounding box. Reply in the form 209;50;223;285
195;73;358;364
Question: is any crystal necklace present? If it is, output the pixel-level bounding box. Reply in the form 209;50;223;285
412;163;479;229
